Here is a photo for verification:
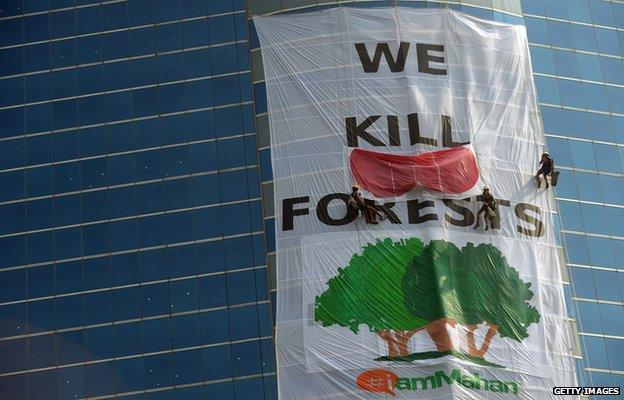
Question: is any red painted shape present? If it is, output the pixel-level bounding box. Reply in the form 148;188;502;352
349;146;479;197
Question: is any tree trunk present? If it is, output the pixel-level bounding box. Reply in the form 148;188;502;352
466;323;499;357
376;329;420;357
424;318;456;352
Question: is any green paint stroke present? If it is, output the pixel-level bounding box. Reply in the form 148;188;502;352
314;238;540;366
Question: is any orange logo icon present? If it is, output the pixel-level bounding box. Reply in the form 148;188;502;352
356;369;399;396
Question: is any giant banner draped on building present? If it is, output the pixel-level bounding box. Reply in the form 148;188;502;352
255;8;577;399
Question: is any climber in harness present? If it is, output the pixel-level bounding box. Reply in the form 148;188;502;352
349;185;385;224
473;187;496;232
535;152;557;189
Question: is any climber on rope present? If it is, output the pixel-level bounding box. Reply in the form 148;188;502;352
535;152;557;189
473;187;496;232
349;185;385;224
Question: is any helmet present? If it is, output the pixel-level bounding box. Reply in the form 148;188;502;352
352;185;359;190
542;152;550;157
483;187;489;191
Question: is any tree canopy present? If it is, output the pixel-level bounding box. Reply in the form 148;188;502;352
314;238;429;334
315;238;540;360
402;240;540;341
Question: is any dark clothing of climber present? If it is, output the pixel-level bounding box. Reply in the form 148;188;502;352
536;153;554;188
474;188;496;231
349;187;385;224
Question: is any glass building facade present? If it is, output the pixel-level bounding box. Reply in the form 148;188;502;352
0;0;621;399
522;0;624;392
0;1;275;399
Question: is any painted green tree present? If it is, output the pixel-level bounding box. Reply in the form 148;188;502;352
314;238;429;357
456;242;540;357
315;238;540;363
403;240;540;358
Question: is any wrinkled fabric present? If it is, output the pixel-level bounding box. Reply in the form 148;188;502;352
350;146;479;196
255;7;577;400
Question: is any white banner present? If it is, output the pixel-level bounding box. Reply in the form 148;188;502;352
255;7;576;399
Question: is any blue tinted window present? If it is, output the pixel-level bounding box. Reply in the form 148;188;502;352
183;19;209;48
25;14;49;42
192;174;220;206
77;6;101;35
0;303;26;337
210;15;236;44
231;341;262;376
0;170;24;201
115;358;145;392
108;154;136;185
143;318;171;353
103;2;128;30
595;27;620;55
129;0;154;26
194;207;221;240
166;212;194;243
131;57;158;86
170;279;198;312
157;23;182;52
227;270;256;304
57;366;85;400
576;301;601;332
104;31;130;60
0;203;24;236
84;257;111;290
83;223;108;255
130;27;155;56
56;295;83;329
111;253;139;286
0;108;24;139
145;353;173;389
55;261;82;295
142;283;170;317
113;286;142;321
25;104;51;134
137;182;164;214
185;48;211;79
203;345;232;380
86;362;115;397
0;139;24;170
27;265;54;298
103;61;130;91
186;80;213;111
600;303;624;336
55;227;82;259
26;167;53;199
173;349;202;385
107;123;134;153
26;231;53;264
50;10;75;39
109;219;138;251
105;91;133;121
80;126;106;157
138;215;165;247
51;39;76;69
135;149;162;180
115;322;142;357
133;87;158;117
167;245;195;277
24;74;50;102
0;78;22;109
172;314;201;348
154;0;180;22
0;269;25;303
29;299;55;333
77;35;103;64
57;330;84;365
